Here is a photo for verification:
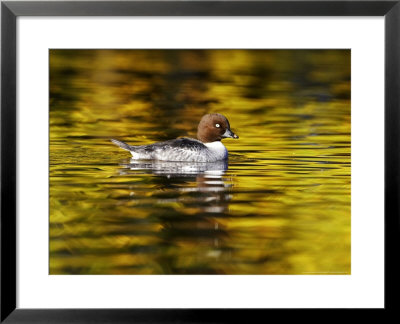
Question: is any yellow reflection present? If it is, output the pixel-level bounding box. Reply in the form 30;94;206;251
50;50;350;274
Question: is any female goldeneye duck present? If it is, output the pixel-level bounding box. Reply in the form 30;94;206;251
111;113;239;162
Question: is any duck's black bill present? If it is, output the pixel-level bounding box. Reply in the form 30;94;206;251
222;129;239;139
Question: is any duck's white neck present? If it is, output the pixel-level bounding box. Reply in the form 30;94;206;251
204;141;228;160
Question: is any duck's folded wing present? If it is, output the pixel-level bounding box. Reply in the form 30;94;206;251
143;138;208;162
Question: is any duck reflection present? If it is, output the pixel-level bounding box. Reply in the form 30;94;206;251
124;159;228;177
123;158;232;214
118;159;234;273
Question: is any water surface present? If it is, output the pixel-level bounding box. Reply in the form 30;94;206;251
50;50;351;274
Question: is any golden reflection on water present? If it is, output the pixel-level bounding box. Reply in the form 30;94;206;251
50;49;350;274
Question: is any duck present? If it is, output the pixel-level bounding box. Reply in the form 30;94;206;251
111;113;238;162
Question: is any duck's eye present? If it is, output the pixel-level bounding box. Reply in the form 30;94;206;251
215;123;220;128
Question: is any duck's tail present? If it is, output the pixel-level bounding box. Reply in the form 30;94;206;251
111;139;133;151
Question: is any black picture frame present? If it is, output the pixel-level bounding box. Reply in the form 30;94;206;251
1;0;399;322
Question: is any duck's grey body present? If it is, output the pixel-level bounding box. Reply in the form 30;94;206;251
111;138;227;162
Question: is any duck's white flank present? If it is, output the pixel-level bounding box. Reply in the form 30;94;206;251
204;141;228;160
130;151;139;159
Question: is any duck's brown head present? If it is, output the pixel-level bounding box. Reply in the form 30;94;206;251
197;113;239;143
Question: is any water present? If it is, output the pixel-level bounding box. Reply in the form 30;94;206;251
50;50;351;274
